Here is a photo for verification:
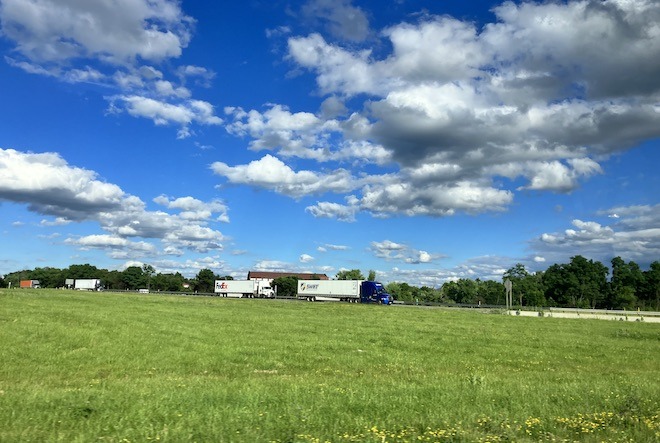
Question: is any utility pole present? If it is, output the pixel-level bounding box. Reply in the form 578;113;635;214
504;279;513;311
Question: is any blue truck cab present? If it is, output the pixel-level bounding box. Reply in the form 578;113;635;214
360;281;392;304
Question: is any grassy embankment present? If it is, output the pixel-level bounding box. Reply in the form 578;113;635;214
0;289;658;442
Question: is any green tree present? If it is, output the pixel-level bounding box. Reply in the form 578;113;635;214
503;264;545;307
142;264;156;290
5;270;31;289
336;269;365;280
368;270;376;281
609;257;645;308
543;263;570;306
568;256;608;308
122;266;147;290
641;261;660;310
442;279;478;304
418;286;444;303
194;268;217;293
272;276;299;297
476;280;506;305
66;263;102;280
30;267;65;288
385;282;403;301
103;270;124;290
543;256;608;308
151;272;186;292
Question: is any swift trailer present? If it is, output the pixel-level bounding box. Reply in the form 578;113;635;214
297;280;392;305
74;279;102;291
214;280;275;298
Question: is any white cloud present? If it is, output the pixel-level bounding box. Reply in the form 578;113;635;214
110;95;222;137
225;104;392;165
301;0;371;42
533;205;660;266
40;217;71;227
305;201;358;222
66;234;157;256
0;0;192;64
288;33;380;96
176;65;216;87
154;80;191;98
0;148;125;220
255;0;660;219
511;159;603;193
0;0;226;139
0;148;227;258
154;195;229;223
299;254;314;263
370;240;443;265
357;180;513;218
380;255;513;286
211;154;357;198
322;243;349;251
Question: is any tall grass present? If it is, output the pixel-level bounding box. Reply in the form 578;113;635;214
1;289;658;442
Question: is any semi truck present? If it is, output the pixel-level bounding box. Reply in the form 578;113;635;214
19;280;40;289
74;279;102;291
297;280;392;304
214;280;275;298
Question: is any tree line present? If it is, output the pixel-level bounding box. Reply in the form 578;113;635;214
275;257;659;310
387;256;658;310
2;255;659;310
0;264;229;293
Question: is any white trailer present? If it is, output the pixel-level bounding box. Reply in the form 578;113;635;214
214;280;256;298
297;280;361;302
74;278;102;291
214;280;275;298
297;280;392;304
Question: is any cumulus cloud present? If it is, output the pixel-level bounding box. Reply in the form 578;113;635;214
301;0;371;42
109;95;222;138
0;0;192;64
224;104;391;165
211;154;358;198
317;243;349;252
176;65;216;88
533;204;660;266
299;253;314;263
0;148;227;258
154;195;229;223
378;255;512;287
370;240;443;264
232;0;660;219
0;0;224;138
0;149;124;220
65;234;157;259
305;201;359;222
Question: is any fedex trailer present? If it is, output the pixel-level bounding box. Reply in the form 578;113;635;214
297;280;392;304
214;280;275;298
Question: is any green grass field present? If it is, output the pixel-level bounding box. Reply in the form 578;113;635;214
1;289;658;442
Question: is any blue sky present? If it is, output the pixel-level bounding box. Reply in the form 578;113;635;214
0;0;658;286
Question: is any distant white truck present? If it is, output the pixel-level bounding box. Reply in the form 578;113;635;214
214;280;275;298
74;279;102;291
